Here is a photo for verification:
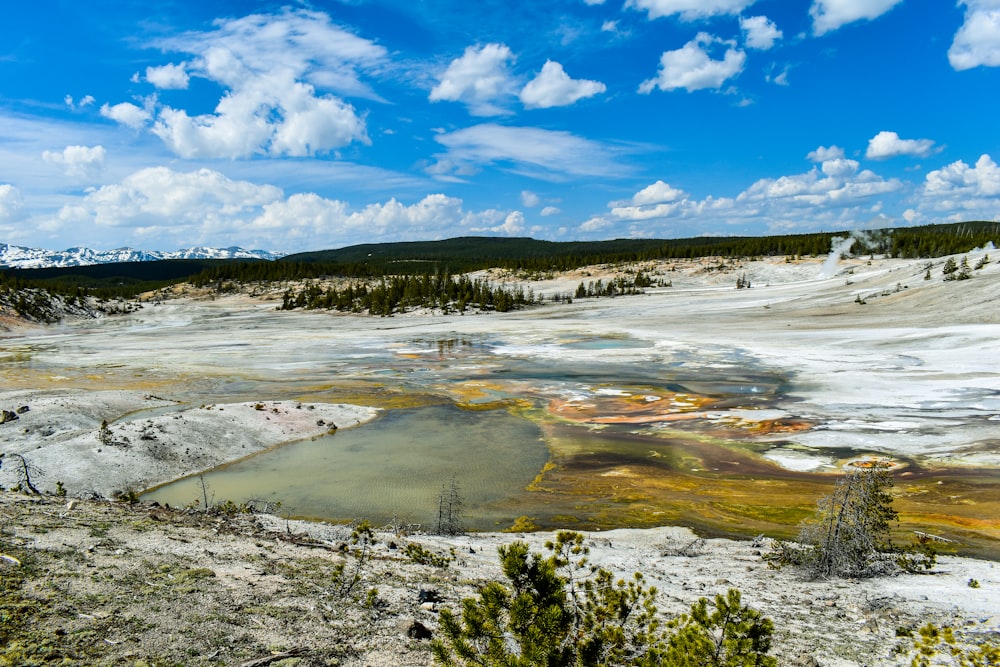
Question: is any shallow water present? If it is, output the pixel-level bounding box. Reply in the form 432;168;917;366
144;404;549;529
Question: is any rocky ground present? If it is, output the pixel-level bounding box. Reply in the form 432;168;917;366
0;391;380;499
1;492;997;666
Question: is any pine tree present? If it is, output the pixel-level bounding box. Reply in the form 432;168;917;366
432;531;775;667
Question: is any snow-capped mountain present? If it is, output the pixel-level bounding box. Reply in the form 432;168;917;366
0;244;282;269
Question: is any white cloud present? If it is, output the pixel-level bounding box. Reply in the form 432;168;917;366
580;157;903;237
865;131;937;160
519;61;606;109
155;9;387;99
431;124;631;180
765;63;791;86
429;43;517;116
491;211;526;235
104;9;384;159
807;145;845;162
810;0;905;36
53;166;526;250
58;167;284;231
639;33;746;93
625;0;756;21
540;206;561;216
631;180;686;205
739;158;901;205
924;154;1000;198
100;101;152;129
912;153;1000;222
0;184;25;223
257;192;525;244
579;215;613;233
151;69;368;158
740;16;783;50
583;0;607;4
949;0;1000;70
41;145;106;179
64;95;96;110
247;193;348;234
521;190;541;207
146;63;189;89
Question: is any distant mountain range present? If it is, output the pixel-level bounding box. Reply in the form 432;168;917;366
0;243;281;269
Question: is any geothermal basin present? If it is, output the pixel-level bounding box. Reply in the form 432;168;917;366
2;255;998;556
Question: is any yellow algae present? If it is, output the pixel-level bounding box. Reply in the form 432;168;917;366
511;419;999;554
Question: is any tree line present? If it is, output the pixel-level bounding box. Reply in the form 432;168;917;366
3;220;997;309
279;272;540;315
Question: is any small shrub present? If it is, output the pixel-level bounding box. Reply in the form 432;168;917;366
903;623;1000;667
331;520;378;600
404;543;455;568
432;531;775;666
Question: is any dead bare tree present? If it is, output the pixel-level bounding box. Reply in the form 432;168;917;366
436;477;464;536
2;452;43;495
769;464;935;578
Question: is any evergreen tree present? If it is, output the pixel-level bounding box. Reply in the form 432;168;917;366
432;531;775;667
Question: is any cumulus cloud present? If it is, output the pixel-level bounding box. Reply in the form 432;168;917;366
521;190;541;207
807;145;845;162
53;166;526;250
949;0;1000;70
100;101;152;129
739;158;901;205
740;16;783;50
913;153;1000;222
639;33;746;93
257;192;527;242
630;180;687;205
151;69;369;158
429;43;517;116
41;145;107;179
540;206;561;216
865;131;938;160
145;63;189;89
625;0;756;21
0;184;25;223
519;61;606;109
58;167;283;230
491;211;527;235
810;0;905;36
431;124;631;180
924;154;1000;198
579;157;903;237
103;9;383;159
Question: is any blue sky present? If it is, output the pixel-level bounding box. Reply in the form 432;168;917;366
1;0;999;253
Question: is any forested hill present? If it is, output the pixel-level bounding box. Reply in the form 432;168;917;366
283;221;1000;273
2;221;998;302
